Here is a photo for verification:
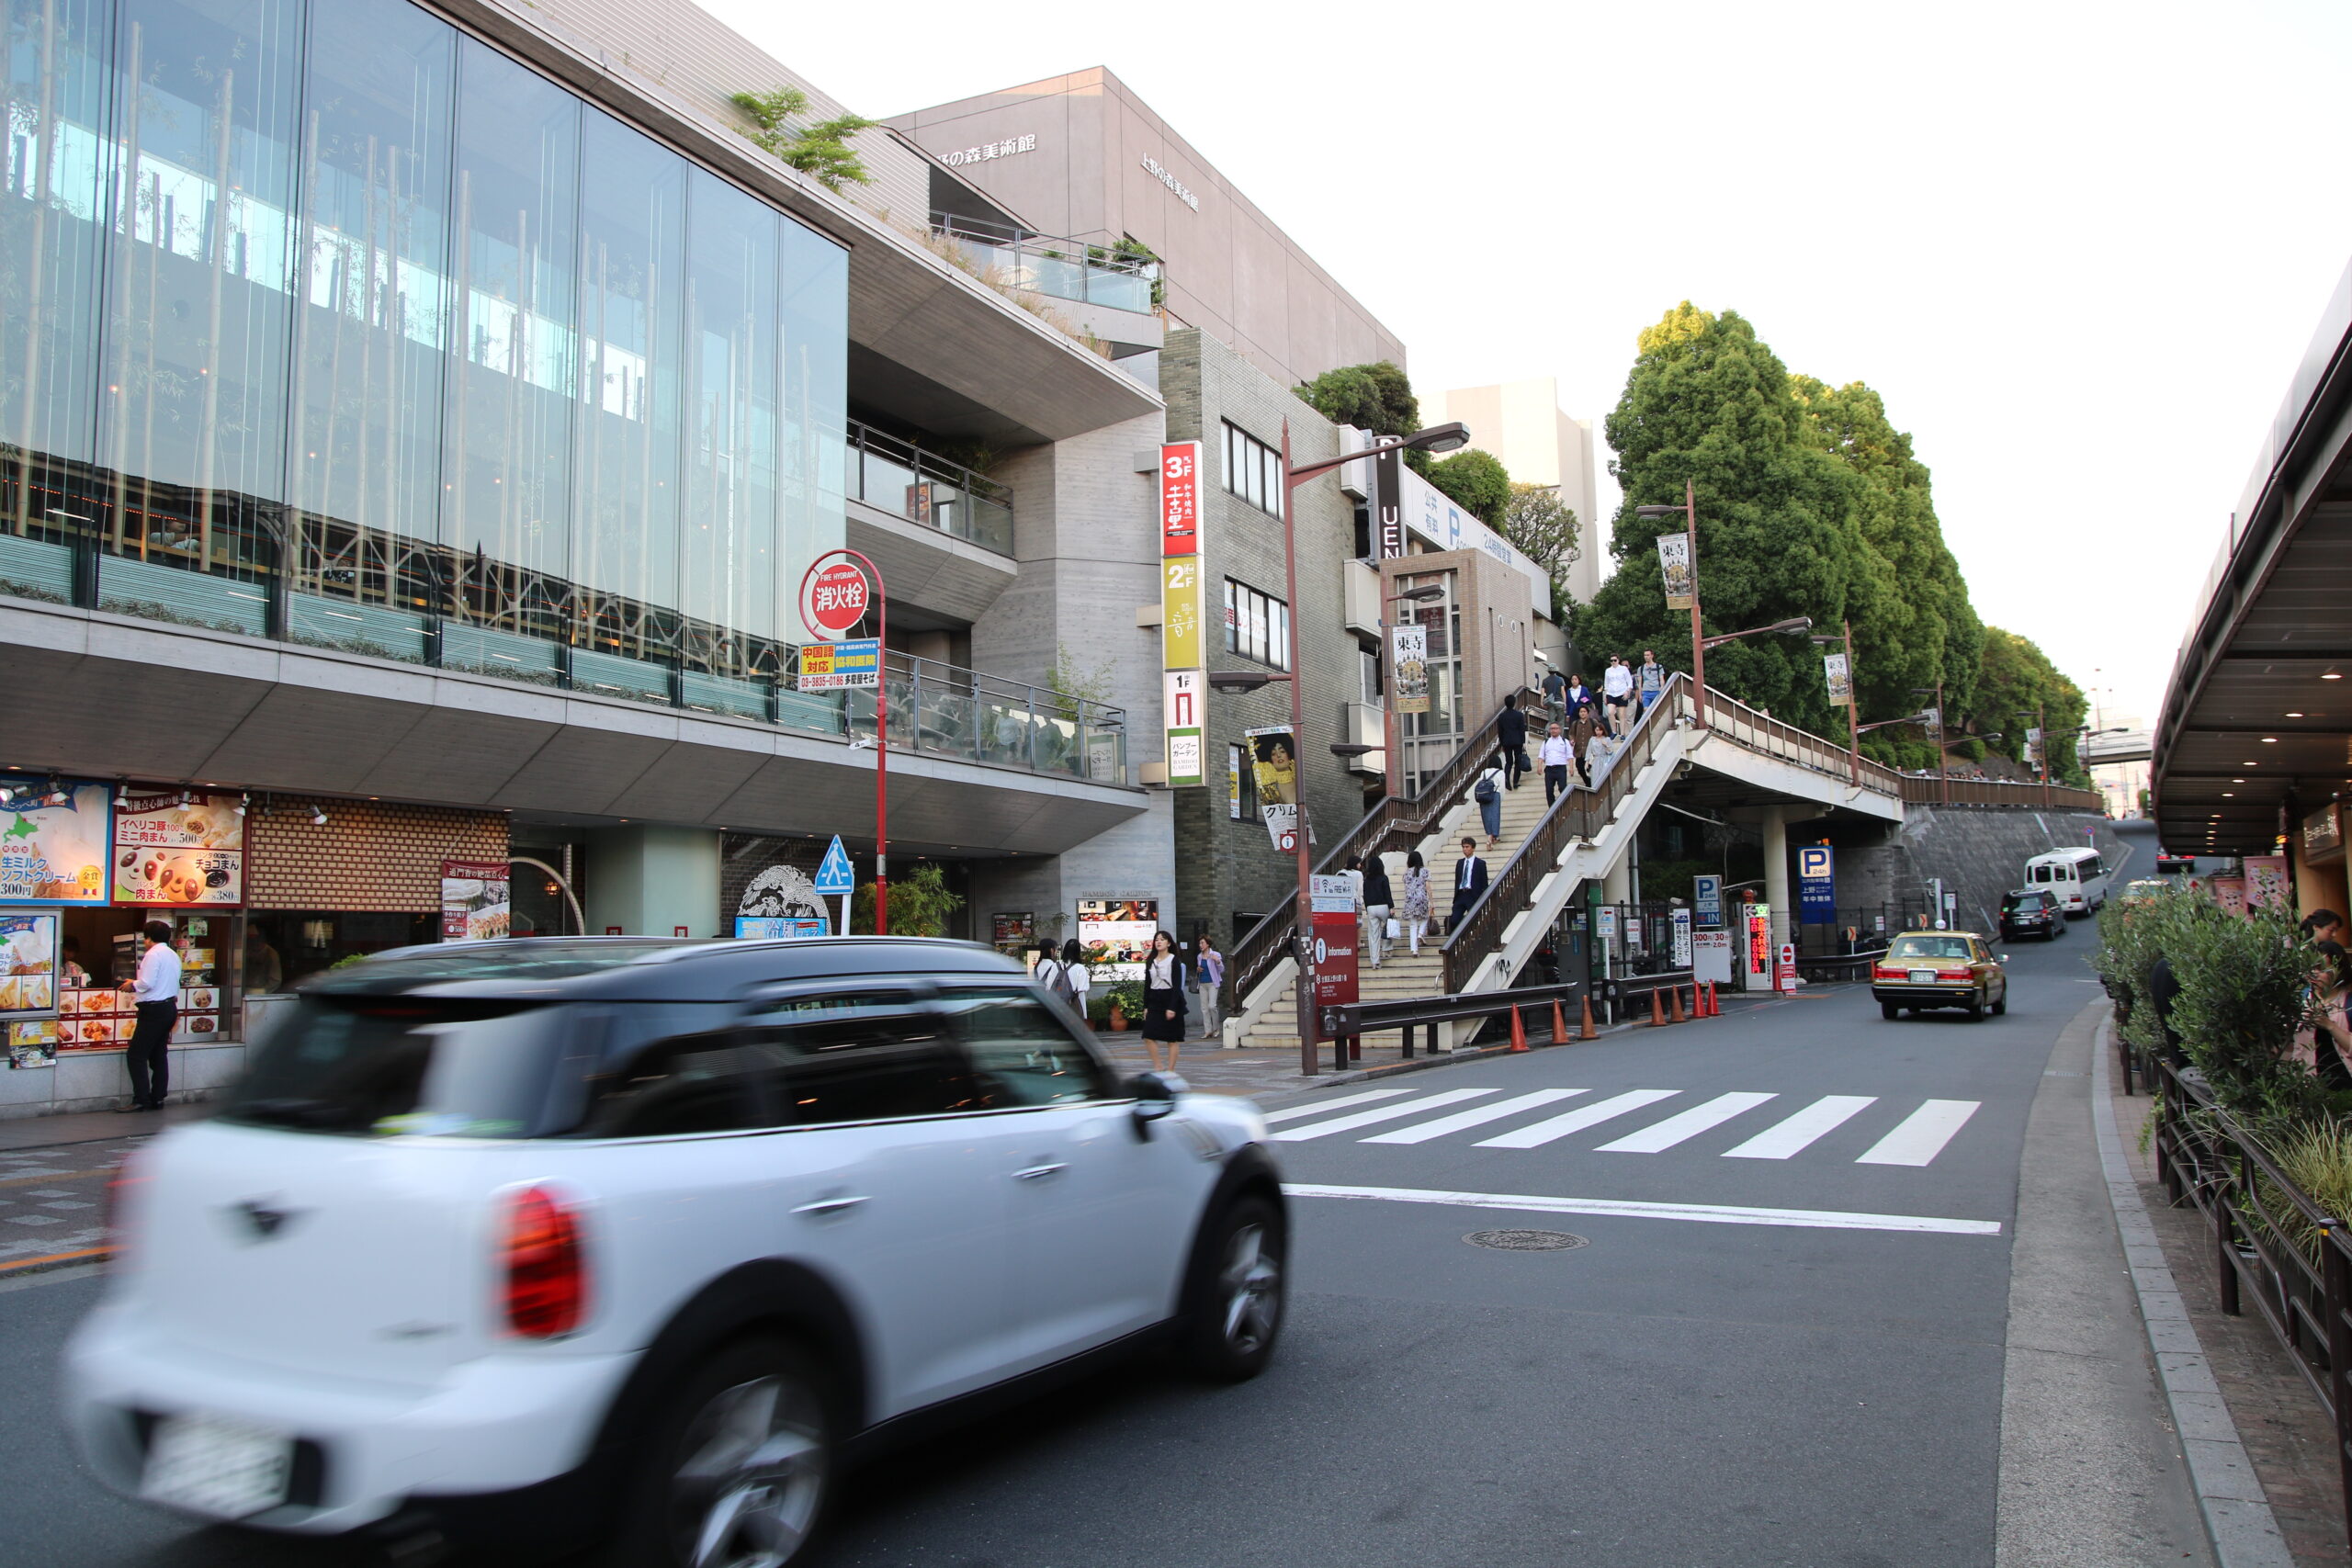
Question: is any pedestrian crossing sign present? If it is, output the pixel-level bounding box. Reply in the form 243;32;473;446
814;836;854;897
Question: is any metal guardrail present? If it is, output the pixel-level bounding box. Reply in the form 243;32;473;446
1320;970;1701;1070
1698;687;1907;796
2148;1050;2352;1547
1899;775;2106;811
846;421;1014;557
1221;688;1542;1014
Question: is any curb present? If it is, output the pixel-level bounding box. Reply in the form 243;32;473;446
2089;1014;2295;1568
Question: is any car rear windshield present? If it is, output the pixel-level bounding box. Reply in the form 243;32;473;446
2002;894;2046;911
220;997;569;1138
1889;936;1973;961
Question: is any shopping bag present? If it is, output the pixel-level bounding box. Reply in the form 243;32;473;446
1386;919;1403;939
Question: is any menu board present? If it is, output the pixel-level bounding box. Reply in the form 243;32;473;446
441;860;513;941
113;789;243;906
0;779;111;904
1075;897;1159;982
0;912;61;1018
9;1017;58;1068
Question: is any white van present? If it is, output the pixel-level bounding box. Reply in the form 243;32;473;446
2024;847;2109;916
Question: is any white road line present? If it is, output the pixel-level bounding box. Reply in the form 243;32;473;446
1284;1183;2002;1236
1595;1092;1777;1153
1260;1089;1413;1125
1722;1096;1879;1160
1269;1089;1502;1142
1360;1089;1589;1145
1856;1100;1982;1167
1474;1089;1679;1149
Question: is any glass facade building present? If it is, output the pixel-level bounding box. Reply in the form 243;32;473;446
2;0;847;701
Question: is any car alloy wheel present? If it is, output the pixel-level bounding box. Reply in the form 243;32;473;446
1219;1221;1282;1358
668;1363;827;1568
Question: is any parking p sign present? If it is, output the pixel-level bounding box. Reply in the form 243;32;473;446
1798;846;1835;922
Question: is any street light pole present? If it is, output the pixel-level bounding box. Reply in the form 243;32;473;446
1635;481;1707;728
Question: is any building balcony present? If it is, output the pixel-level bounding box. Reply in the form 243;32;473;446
929;212;1160;317
847;420;1014;558
1340;701;1385;776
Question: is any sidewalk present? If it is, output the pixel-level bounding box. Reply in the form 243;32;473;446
0;1100;209;1153
2108;1038;2349;1564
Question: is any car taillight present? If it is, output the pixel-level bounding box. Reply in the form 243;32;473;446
103;1154;146;1269
502;1185;588;1339
1873;965;1902;980
1937;968;1973;981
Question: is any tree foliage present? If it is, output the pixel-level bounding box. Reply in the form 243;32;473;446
1500;483;1580;613
851;862;964;937
730;87;876;192
1294;361;1419;437
1964;626;2090;784
1423;448;1511;527
1578;303;1871;736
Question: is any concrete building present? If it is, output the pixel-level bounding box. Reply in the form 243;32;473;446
886;68;1407;390
1431;379;1604;608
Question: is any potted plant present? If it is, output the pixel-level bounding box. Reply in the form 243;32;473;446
1104;978;1146;1032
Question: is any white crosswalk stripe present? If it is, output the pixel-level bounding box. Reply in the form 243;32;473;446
1269;1089;1501;1142
1856;1100;1981;1167
1360;1089;1589;1145
1261;1089;1414;1125
1474;1089;1680;1149
1722;1096;1880;1160
1595;1092;1778;1154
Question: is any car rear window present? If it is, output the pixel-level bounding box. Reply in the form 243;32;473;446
220;997;569;1138
1888;936;1973;961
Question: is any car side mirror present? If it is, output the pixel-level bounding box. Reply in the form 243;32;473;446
1999;955;2010;964
1129;1070;1185;1137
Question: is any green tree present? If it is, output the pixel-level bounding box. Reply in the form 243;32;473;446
1500;483;1580;615
1294;361;1419;436
1788;377;1983;720
1579;303;1870;735
851;862;964;937
1423;448;1512;527
729;87;876;192
1964;626;2090;785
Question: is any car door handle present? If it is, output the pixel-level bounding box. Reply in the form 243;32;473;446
791;1195;871;1216
1012;1162;1069;1181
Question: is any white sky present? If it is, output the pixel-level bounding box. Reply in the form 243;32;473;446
704;0;2352;730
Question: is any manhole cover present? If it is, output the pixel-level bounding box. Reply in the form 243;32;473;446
1464;1228;1588;1252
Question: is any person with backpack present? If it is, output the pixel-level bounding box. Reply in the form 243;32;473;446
1473;757;1506;849
1036;938;1091;1018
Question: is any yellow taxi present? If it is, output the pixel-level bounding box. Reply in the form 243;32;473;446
1871;930;2008;1021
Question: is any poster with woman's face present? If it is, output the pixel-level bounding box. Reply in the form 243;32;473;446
1249;729;1297;806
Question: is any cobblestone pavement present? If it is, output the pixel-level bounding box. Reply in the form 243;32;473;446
2112;1063;2352;1565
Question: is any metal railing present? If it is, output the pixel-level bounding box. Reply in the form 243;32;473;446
1700;687;1907;795
1439;676;1687;993
1899;775;2106;811
849;649;1125;784
1222;688;1543;1014
1321;971;1701;1071
846;421;1014;557
927;212;1159;316
2148;1052;2352;1547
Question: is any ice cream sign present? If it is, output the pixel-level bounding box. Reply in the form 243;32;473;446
0;778;111;905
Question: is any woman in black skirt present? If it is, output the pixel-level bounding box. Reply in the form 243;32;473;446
1141;930;1191;1073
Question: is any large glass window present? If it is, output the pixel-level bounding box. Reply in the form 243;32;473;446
1221;419;1281;517
1224;577;1288;670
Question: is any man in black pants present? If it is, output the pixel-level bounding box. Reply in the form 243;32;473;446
1497;694;1530;790
119;919;181;1111
1451;836;1489;936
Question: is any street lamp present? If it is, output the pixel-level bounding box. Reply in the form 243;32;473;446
1910;684;1947;804
1700;616;1813;650
1278;419;1472;1076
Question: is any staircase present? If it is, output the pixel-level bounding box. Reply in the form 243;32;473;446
1236;773;1554;1055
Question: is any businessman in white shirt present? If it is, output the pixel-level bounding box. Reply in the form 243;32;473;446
119;919;181;1111
1540;722;1577;805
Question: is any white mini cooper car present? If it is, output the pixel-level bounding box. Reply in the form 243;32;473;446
64;937;1284;1564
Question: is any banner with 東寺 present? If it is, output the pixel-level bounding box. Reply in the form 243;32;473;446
1248;726;1299;853
1657;533;1694;611
1390;623;1430;715
1823;651;1851;707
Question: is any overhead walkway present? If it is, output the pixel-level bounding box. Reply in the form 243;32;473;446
1226;678;1905;1056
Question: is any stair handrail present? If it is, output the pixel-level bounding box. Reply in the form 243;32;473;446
1437;675;1688;994
1694;684;1905;796
1222;685;1543;1012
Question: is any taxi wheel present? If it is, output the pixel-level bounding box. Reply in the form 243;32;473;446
1967;993;1985;1021
1880;1001;1899;1021
1993;992;2007;1017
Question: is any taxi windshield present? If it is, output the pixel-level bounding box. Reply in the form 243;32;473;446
1889;935;1973;961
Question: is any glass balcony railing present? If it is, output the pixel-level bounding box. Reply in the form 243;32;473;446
928;213;1161;318
847;421;1014;558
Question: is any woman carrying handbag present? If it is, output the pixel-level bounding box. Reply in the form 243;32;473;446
1399;850;1431;956
1141;930;1191;1073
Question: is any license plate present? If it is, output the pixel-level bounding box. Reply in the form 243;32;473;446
141;1412;293;1519
1908;969;1938;985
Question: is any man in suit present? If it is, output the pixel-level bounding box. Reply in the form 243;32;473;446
1450;835;1488;935
1497;694;1529;789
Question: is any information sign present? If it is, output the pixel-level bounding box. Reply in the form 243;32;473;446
735;917;826;939
813;837;855;897
1164;670;1204;788
799;557;872;638
1159;442;1202;557
1798;846;1835;922
1671;908;1693;969
1693;874;1722;929
798;638;879;691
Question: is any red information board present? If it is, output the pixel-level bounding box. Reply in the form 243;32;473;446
1159;442;1201;557
1308;874;1359;1015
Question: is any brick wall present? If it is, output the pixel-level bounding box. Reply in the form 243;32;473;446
247;799;508;912
1164;329;1372;948
720;833;831;929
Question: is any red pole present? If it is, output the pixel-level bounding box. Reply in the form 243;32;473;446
812;548;890;934
1282;420;1317;1077
1843;618;1860;785
1685;479;1706;730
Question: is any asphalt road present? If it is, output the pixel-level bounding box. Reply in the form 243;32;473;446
0;855;2191;1568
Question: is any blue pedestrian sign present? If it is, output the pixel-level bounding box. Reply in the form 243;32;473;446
814;835;855;897
1798;846;1836;921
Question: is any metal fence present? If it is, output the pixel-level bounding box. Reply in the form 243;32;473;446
1898;775;2105;811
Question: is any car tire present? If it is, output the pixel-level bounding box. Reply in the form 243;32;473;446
1992;993;2007;1016
1181;1194;1286;1382
606;1335;835;1568
1881;1001;1899;1021
1967;994;1985;1021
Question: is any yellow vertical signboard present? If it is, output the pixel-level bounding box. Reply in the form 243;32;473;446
1163;558;1204;671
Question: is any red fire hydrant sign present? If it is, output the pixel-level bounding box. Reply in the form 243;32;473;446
1308;874;1359;1011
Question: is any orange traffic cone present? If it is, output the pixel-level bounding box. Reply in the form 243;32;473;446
1670;987;1687;1024
1552;998;1569;1045
1578;995;1599;1041
1707;982;1720;1016
1509;1005;1529;1053
1649;988;1667;1028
